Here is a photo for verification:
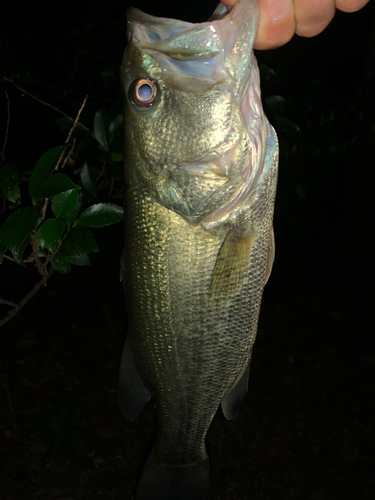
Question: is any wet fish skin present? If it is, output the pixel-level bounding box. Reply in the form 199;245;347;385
119;1;278;499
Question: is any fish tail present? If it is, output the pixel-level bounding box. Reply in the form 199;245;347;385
136;449;210;500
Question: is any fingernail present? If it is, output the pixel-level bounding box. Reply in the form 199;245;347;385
267;0;291;21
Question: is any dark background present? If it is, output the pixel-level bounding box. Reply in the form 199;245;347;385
0;1;374;499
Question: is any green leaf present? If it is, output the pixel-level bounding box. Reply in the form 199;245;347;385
0;372;9;391
29;145;69;201
340;429;360;464
0;207;38;260
274;116;301;138
67;427;87;462
111;151;122;163
0;162;20;203
16;237;31;266
55;391;79;426
36;410;64;437
64;254;91;266
59;226;98;256
108;113;123;145
51;255;72;274
64;196;81;227
265;96;290;116
52;190;78;219
35;218;65;252
79;161;99;198
34;173;80;200
94;107;110;151
55;117;72;131
77;203;123;228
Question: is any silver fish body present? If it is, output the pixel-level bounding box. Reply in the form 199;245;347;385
119;1;278;498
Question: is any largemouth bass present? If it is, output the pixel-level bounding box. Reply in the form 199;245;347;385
119;1;278;498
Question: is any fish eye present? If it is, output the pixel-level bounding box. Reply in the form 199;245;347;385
130;79;157;109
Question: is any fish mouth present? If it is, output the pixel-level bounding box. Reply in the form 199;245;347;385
127;0;259;72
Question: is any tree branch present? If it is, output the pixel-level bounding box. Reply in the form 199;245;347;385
66;95;87;144
7;79;90;132
0;266;54;328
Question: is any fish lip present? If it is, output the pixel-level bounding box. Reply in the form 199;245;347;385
126;0;259;61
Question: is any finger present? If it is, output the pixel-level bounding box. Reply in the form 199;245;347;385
255;0;296;50
293;0;336;38
220;0;295;50
335;0;371;13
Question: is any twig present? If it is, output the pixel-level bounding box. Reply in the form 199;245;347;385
1;90;10;163
53;95;86;172
16;78;84;97
98;161;107;179
44;239;63;268
72;136;84;165
60;138;76;170
40;198;49;220
2;254;15;262
7;79;90;132
0;266;54;328
30;236;46;277
0;298;17;307
66;94;88;144
54;144;69;172
20;255;35;264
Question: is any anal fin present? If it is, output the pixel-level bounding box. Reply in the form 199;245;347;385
221;356;251;420
209;229;254;299
118;335;151;420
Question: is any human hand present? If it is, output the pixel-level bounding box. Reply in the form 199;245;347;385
222;0;370;49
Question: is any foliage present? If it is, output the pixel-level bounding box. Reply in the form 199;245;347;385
0;85;124;326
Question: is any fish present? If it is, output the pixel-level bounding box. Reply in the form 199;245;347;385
118;1;278;499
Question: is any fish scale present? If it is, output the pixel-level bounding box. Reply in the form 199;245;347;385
119;1;278;498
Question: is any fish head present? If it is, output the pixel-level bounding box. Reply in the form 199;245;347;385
121;1;265;222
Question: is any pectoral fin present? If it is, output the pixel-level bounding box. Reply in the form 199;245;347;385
265;228;275;285
209;229;254;299
118;335;151;420
221;356;251;420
